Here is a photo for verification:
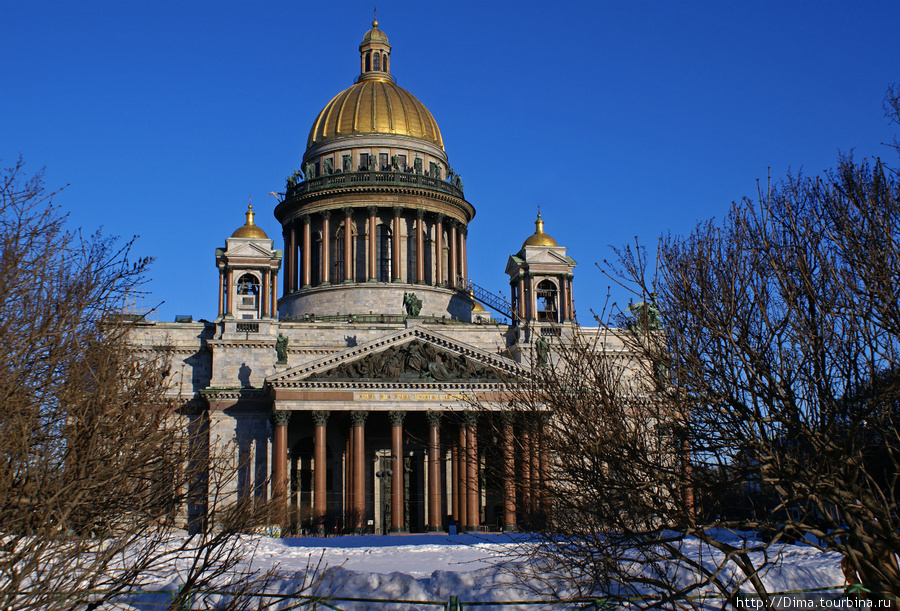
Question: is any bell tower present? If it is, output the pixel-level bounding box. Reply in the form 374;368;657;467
506;212;576;325
216;204;283;320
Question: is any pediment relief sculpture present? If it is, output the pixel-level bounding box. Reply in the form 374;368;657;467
307;340;502;382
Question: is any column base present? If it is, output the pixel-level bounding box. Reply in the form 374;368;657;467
392;279;404;283
426;526;443;532
342;279;354;284
502;524;519;532
367;278;378;283
302;284;311;289
389;526;407;533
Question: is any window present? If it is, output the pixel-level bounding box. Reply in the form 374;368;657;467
365;51;371;72
311;235;321;286
323;157;334;174
397;154;407;171
379;153;389;171
373;52;381;71
334;225;354;281
359;153;369;171
377;224;391;282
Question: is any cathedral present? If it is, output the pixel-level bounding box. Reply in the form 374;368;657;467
132;20;588;535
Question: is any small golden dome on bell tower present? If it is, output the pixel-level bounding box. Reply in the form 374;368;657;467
522;210;559;248
231;202;269;239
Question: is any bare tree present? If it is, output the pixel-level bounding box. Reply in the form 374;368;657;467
0;158;330;610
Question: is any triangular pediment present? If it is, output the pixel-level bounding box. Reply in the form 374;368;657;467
267;325;524;387
225;240;275;258
523;248;570;265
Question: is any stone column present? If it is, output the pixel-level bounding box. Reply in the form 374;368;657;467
287;222;296;293
457;423;467;529
367;206;377;281
521;428;532;517
261;269;269;318
502;415;517;531
226;269;234;316
321;211;331;285
392;207;402;282
449;220;458;288
416;209;425;284
464;412;479;530
343;207;353;283
435;214;444;286
217;267;225;317
450;438;459;523
460;226;468;284
426;411;442;531
302;215;311;288
530;275;537;322
313;411;329;533
344;435;353;523
530;425;540;516
350;410;367;531
517;275;525;321
271;271;278;318
272;410;291;525
567;277;574;321
559;276;568;322
389;411;406;532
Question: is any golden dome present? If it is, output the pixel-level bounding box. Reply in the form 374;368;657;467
307;79;444;149
232;204;269;239
468;290;486;312
362;20;388;43
522;212;558;248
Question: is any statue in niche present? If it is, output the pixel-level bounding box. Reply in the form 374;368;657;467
434;163;442;180
391;155;399;171
403;292;423;317
368;152;377;171
342;155;352;173
453;174;463;190
414;158;423;174
304;162;315;181
275;333;289;364
323;158;334;174
534;334;550;368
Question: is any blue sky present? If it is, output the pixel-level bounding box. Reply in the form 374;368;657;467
3;1;899;323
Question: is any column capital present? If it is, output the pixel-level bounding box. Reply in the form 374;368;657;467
321;209;331;220
350;410;368;426
416;208;426;220
342;206;354;218
312;410;330;426
462;410;478;426
392;206;403;218
434;213;444;223
272;410;291;427
367;205;379;216
389;411;406;426
426;410;442;426
300;214;311;225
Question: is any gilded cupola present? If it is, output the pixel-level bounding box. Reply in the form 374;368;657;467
231;203;269;239
522;212;559;248
306;20;444;150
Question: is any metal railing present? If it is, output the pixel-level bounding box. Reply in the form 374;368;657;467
288;170;464;199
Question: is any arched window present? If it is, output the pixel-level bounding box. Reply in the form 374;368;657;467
407;233;417;284
373;52;381;71
382;53;388;72
236;273;260;316
365;51;371;72
377;224;391;282
536;279;559;322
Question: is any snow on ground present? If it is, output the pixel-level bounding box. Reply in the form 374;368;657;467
115;533;847;609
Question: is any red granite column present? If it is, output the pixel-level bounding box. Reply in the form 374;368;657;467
521;428;532;519
457;423;467;529
517;275;525;321
460;225;467;284
343;207;353;283
344;434;353;524
302;215;311;288
390;411;405;532
287;222;296;293
261;270;269;318
416;210;425;284
392;207;402;282
271;271;278;318
272;410;291;526
351;411;367;531
426;411;442;531
529;275;537;322
449;221;458;288
226;269;234;316
465;413;479;530
313;411;329;533
559;277;567;322
321;211;331;285
367;206;377;281
450;438;459;523
568;277;574;321
530;423;540;517
502;416;517;531
435;214;444;286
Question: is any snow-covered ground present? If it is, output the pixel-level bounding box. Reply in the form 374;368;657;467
122;532;847;610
